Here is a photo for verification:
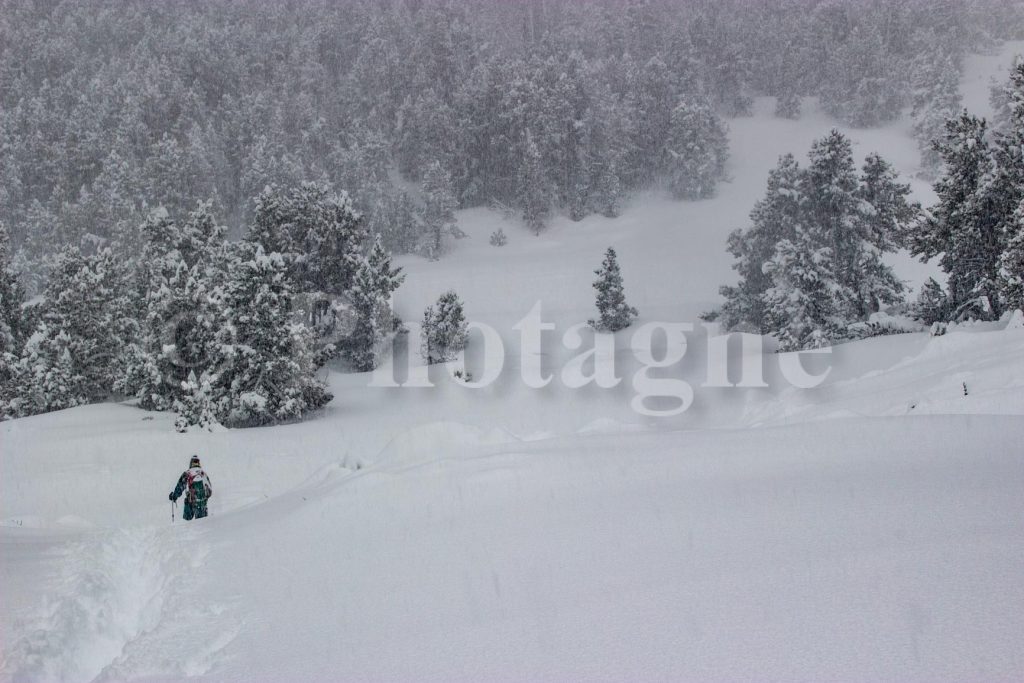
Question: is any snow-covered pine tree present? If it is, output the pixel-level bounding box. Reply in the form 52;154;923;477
518;132;553;235
174;369;221;433
910;113;1005;320
911;54;962;175
249;182;367;294
665;100;729;200
121;204;228;412
212;243;331;427
421;161;457;259
715;153;803;332
344;234;405;372
913;277;951;325
803;130;905;321
857;153;920;253
0;222;29;418
999;199;1024;312
588;247;638;332
992;61;1024;312
8;246;135;416
762;226;841;351
421;290;469;365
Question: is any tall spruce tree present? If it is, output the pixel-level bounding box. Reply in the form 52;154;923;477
716;153;803;332
588;247;638;332
344;235;405;372
910;113;1005;319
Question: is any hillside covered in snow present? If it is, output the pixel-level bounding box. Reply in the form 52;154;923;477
2;8;1024;683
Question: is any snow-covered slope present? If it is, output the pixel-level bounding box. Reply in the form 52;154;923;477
4;321;1024;682
3;42;1024;683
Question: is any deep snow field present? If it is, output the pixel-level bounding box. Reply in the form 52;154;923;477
2;43;1024;683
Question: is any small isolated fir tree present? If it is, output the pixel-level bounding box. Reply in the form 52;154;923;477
421;290;468;364
588;247;638;332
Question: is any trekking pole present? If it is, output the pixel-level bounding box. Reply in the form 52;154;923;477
171;500;176;524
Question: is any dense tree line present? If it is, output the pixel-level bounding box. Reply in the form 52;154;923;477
0;184;404;426
3;0;1019;292
710;131;919;349
712;60;1024;348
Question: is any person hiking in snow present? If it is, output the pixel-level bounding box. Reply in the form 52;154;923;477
169;455;213;520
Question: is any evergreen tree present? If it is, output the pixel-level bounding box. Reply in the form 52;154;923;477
762;226;841;351
0;222;28;418
665;100;729;200
803;131;903;320
716;154;803;332
421;161;457;259
593;161;623;219
421;290;469;364
518;132;553;235
913;277;951;325
910;113;1005;319
211;243;332;427
121;205;228;411
857;153;920;252
588;247;638;332
999;200;1024;312
8;246;135;416
911;54;962;175
992;62;1024;311
174;369;221;433
249;183;367;294
344;235;405;372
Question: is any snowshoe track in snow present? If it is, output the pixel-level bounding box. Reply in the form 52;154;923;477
1;524;231;683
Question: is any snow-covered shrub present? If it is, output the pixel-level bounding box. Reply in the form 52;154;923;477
489;228;508;247
846;313;924;340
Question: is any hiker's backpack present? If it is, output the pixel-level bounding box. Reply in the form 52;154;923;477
186;467;210;504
